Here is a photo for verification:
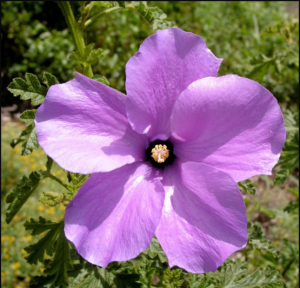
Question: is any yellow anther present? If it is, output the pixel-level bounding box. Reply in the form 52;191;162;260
151;144;169;163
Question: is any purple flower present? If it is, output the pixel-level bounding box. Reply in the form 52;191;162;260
35;28;285;273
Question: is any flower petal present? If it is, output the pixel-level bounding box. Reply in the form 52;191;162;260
126;28;222;141
64;162;165;267
156;161;248;273
171;75;286;182
35;73;148;174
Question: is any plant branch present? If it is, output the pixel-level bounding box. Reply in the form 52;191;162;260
57;1;93;77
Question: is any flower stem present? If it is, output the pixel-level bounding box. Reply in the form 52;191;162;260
47;174;71;192
85;4;139;28
58;1;93;78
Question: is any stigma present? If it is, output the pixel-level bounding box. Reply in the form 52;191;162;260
151;144;170;163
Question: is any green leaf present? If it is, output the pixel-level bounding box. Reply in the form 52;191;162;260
145;236;167;263
67;172;90;192
6;170;45;223
69;43;103;66
7;73;47;106
93;1;117;8
131;2;175;30
283;109;299;140
274;169;292;186
274;133;299;185
247;223;279;258
92;74;110;85
10;124;39;155
42;72;59;88
238;180;256;195
161;268;184;288
137;260;156;287
274;109;299;185
44;223;73;288
29;275;55;288
24;216;61;235
19;109;37;125
188;274;215;288
11;109;39;156
217;260;283;288
69;265;140;288
24;221;62;264
118;1;126;8
39;191;65;207
284;197;299;214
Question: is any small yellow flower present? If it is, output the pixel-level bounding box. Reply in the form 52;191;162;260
40;267;45;273
46;207;55;215
31;164;39;170
12;262;21;270
4;254;9;259
38;204;45;212
27;235;33;242
1;271;6;277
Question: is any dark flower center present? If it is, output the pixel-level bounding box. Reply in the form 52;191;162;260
146;139;175;168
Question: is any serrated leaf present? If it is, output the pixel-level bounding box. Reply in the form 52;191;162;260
225;268;283;288
161;268;184;288
29;274;55;288
67;172;90;192
39;191;65;207
25;217;60;235
69;265;140;288
10;124;39;155
217;260;283;288
7;73;47;106
247;223;279;258
132;2;175;30
19;110;37;125
283;109;298;140
70;43;103;66
137;260;156;287
238;180;256;195
24;221;62;264
188;274;215;288
44;223;73;288
274;169;292;185
92;74;110;85
275;132;299;185
42;72;59;88
6;171;45;223
247;61;272;82
145;236;167;263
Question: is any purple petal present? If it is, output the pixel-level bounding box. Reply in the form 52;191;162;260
126;28;222;141
64;162;165;267
156;161;248;273
171;75;286;182
35;73;148;174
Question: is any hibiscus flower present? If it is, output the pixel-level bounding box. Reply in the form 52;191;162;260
35;28;285;273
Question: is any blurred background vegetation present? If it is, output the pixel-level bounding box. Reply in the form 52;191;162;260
1;1;299;288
